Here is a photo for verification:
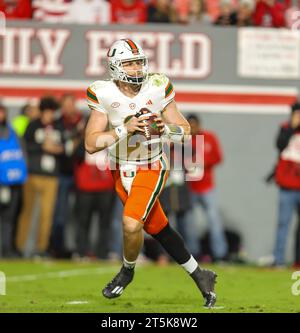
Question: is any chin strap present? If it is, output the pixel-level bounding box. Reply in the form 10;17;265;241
127;76;144;84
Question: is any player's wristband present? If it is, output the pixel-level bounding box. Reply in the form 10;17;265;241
164;124;184;142
115;125;128;140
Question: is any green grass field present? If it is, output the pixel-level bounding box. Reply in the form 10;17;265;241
0;260;299;313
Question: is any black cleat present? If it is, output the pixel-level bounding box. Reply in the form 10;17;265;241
200;269;217;308
191;268;217;308
102;266;134;299
203;291;217;308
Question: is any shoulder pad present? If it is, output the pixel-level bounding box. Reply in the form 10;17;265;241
89;80;111;92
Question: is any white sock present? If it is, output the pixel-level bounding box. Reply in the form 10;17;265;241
181;256;198;274
123;257;136;270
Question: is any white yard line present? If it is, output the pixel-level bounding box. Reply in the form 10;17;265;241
6;266;119;283
66;301;89;305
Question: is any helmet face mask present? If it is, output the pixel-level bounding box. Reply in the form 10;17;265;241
107;39;148;85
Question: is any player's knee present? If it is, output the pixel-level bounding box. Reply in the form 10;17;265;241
123;216;143;234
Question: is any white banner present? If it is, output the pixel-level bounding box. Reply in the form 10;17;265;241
238;28;300;79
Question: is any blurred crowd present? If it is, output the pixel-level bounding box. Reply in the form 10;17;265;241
0;0;299;28
0;95;118;261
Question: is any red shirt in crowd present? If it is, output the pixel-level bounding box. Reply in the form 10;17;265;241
0;0;32;19
189;130;223;194
275;122;300;190
75;150;114;192
111;0;147;24
253;0;286;28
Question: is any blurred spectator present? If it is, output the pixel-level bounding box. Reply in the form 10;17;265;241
0;0;32;19
189;0;202;23
33;0;71;23
12;101;40;138
173;0;190;23
160;143;194;258
204;0;223;22
214;0;236;25
285;0;300;29
273;102;300;266
10;101;39;254
109;196;123;260
67;0;111;24
111;0;147;24
294;220;300;268
16;96;64;257
204;0;238;22
279;0;291;8
295;206;300;267
230;0;255;26
186;114;228;261
49;93;84;258
0;104;27;257
253;0;286;28
189;0;211;24
73;143;115;260
147;0;174;23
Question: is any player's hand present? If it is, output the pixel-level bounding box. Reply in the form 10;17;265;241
125;115;149;134
154;116;165;134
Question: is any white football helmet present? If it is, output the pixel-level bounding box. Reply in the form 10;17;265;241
107;39;148;85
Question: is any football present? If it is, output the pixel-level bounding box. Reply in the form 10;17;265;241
135;108;162;141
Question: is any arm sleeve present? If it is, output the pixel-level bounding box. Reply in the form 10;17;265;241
276;125;295;152
162;77;175;109
86;85;107;114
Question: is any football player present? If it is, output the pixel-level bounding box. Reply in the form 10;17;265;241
85;39;217;308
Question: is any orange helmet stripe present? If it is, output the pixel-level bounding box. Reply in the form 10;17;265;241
125;39;139;55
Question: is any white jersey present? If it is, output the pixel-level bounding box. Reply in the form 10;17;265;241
87;73;175;165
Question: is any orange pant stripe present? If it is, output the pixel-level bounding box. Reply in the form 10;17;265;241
141;155;168;221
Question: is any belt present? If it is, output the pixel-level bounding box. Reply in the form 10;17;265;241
118;159;161;176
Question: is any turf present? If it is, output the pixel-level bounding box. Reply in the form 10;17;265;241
0;260;299;313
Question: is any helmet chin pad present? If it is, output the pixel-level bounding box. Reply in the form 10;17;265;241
126;75;145;84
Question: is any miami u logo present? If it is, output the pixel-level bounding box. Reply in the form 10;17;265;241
107;48;116;57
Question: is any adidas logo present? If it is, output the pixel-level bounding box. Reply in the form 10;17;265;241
111;286;124;295
146;100;153;105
